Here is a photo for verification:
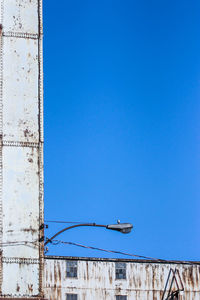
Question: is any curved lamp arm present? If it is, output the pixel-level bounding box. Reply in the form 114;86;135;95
44;222;133;246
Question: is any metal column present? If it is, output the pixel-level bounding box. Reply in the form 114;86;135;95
0;0;44;298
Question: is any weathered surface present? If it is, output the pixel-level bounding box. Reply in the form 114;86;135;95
44;257;200;300
2;147;40;259
3;37;39;143
2;261;40;296
0;0;44;298
0;298;47;300
3;0;39;34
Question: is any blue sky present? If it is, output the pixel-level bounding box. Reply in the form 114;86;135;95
43;0;200;261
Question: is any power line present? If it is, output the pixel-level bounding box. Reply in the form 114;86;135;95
0;239;196;265
0;240;39;247
48;239;169;262
44;220;88;224
47;239;197;265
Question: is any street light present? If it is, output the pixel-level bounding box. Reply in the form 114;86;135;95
44;221;133;246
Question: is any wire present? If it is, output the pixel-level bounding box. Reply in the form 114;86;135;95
0;239;196;265
0;240;39;247
47;239;197;265
44;220;88;224
48;239;168;262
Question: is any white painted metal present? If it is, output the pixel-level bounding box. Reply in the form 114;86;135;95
44;258;200;300
3;0;38;34
2;261;40;296
3;37;39;143
0;0;44;297
2;147;39;259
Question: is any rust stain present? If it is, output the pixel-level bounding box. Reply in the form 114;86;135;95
108;268;112;285
58;263;61;282
86;261;89;281
28;284;33;293
24;129;33;138
22;227;37;233
57;286;61;299
54;263;57;284
44;258;200;299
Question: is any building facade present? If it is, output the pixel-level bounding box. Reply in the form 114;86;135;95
44;256;200;300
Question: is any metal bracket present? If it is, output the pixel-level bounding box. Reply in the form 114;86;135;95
39;236;44;242
39;224;48;230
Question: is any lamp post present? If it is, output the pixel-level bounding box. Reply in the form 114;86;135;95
44;221;133;246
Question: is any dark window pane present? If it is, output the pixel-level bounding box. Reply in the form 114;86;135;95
115;262;126;279
66;294;78;300
66;261;77;278
116;296;127;300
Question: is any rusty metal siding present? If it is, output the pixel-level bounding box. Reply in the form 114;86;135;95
0;0;44;298
44;258;200;300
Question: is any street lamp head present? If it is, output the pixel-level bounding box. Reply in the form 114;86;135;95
106;223;133;234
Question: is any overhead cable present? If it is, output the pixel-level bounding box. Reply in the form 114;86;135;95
0;240;39;247
49;239;169;262
48;239;197;265
44;220;87;224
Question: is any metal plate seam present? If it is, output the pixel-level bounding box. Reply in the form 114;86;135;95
39;0;43;36
0;298;48;300
38;0;44;143
2;257;40;264
39;36;44;143
38;0;44;296
38;144;44;294
0;0;4;25
3;32;39;40
0;4;3;292
2;141;40;148
0;294;40;298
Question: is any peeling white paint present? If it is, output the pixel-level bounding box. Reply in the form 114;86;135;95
3;37;39;143
3;0;38;34
44;258;200;300
2;146;39;259
2;262;40;296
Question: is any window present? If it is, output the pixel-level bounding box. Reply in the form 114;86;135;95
115;262;126;279
116;296;127;300
66;260;77;278
66;294;78;300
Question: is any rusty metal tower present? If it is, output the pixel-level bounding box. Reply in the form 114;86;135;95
0;1;44;298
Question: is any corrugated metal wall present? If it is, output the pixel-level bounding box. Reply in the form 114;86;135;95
0;0;44;297
44;257;200;300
